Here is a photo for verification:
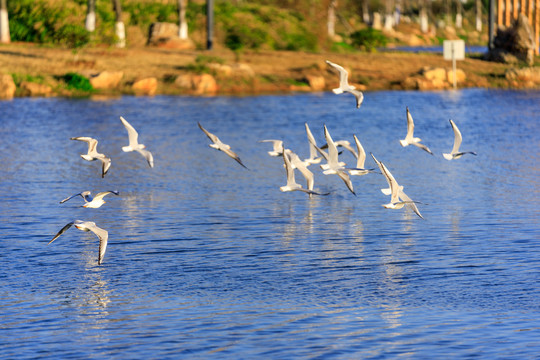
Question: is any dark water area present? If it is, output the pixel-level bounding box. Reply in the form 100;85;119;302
380;45;488;54
0;89;539;358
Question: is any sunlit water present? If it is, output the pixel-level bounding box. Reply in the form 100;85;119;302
1;89;539;359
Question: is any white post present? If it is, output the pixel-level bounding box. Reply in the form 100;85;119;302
0;0;10;44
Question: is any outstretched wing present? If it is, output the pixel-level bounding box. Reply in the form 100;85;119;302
136;148;154;168
93;190;119;202
449;119;463;155
198;122;220;144
120;116;140;147
48;222;75;245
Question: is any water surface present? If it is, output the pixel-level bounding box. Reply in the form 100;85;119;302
1;89;539;358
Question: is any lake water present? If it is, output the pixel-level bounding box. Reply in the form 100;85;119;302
1;89;539;359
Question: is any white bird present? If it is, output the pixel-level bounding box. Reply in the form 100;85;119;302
259;139;283;157
70;137;112;178
321;139;358;158
285;149;317;195
48;220;109;265
371;152;404;196
399;107;433;155
60;190;119;208
325;60;364;108
348;135;376;176
119;116;154;168
198;122;248;169
280;148;328;196
303;123;322;165
443;119;477;160
318;125;356;195
371;153;424;219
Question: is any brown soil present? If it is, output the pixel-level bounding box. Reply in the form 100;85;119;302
0;42;530;97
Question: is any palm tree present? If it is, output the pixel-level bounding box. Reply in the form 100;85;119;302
0;0;10;43
112;0;125;48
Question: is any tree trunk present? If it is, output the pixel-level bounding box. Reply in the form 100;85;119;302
455;0;463;28
177;0;188;39
420;0;429;33
362;0;370;24
327;0;337;38
0;0;10;44
112;0;125;48
475;0;482;31
384;0;393;30
86;0;96;32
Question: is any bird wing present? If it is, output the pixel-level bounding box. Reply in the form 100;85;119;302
324;125;340;168
449;120;462;155
380;162;401;205
48;222;75;245
289;151;314;189
93;190;119;202
326;60;349;88
99;156;112;177
353;135;367;168
305;123;323;161
337;170;356;195
85;223;108;265
120;116;140;147
283;149;297;186
223;148;248;169
335;140;358;158
399;190;425;220
405;107;415;142
198;122;220;144
71;136;98;155
60;192;84;204
259;139;283;154
136;148;154;168
412;141;434;155
350;89;364;108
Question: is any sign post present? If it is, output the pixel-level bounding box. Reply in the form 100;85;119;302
443;40;465;89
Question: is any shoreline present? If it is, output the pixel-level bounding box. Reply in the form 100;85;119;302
1;42;539;99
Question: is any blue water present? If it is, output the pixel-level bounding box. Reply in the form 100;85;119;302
1;89;539;359
380;45;487;54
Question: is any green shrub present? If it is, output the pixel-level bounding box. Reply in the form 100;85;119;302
61;73;93;92
350;28;388;51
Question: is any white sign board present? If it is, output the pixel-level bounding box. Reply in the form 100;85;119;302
443;40;465;61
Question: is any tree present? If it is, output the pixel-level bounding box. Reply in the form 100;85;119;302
86;0;96;32
420;0;429;33
475;0;482;31
455;0;463;28
328;0;337;38
112;0;125;48
0;0;10;43
177;0;188;39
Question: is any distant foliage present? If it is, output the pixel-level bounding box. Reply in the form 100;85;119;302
61;73;93;92
8;0;90;48
350;28;388;52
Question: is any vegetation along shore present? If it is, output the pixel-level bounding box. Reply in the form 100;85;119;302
0;0;539;99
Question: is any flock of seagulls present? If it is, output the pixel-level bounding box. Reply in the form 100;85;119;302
49;117;154;265
48;59;477;266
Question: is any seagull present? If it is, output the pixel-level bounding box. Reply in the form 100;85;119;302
318;125;356;195
48;220;109;265
325;60;364;108
303;123;322;165
348;135;376;176
198;122;248;169
70;137;112;178
443;119;477;160
259;139;283;157
371;153;424;219
399;107;433;155
371;152;404;196
60;190;119;208
119;116;154;168
321;139;357;158
284;149;321;196
281;148;328;196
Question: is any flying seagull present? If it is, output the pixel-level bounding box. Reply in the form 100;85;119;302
443;119;477;160
60;190;119;208
120;116;154;168
70;137;112;178
48;220;109;265
259;139;283;157
371;153;424;219
198;122;248;169
318;125;356;195
325;60;364;108
399;107;433;155
303;123;322;165
348;134;376;176
281;148;328;196
371;152;404;196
